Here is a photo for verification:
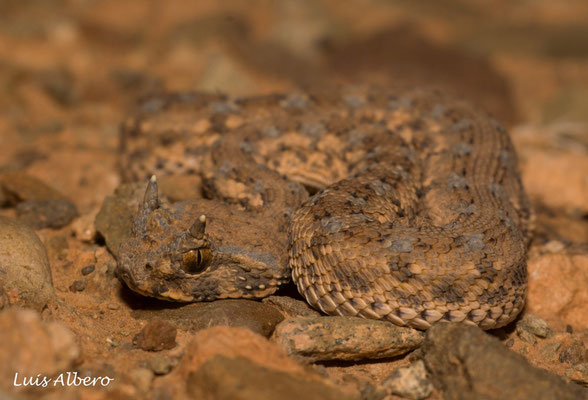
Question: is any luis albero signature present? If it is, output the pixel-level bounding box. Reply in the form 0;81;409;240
14;372;114;387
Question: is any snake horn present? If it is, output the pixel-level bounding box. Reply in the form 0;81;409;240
189;215;207;239
142;175;159;213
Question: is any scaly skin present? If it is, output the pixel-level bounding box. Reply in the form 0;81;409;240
117;87;532;330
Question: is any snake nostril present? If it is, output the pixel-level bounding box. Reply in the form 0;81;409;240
145;263;153;271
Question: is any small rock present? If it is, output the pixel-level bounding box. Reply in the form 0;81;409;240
262;295;321;317
381;360;433;400
0;216;55;311
130;367;154;393
566;325;574;334
516;314;553;338
559;340;587;365
16;198;79;229
540;342;562;361
38;67;78;106
0;308;79;391
567;363;588;387
132;299;285;338
0;172;62;207
272;316;424;362
148;354;176;375
153;326;342;398
68;280;86;292
173;326;308;375
516;328;538;345
134;320;177;351
422;322;587;400
81;265;95;275
71;211;98;243
187;354;354;400
544;240;566;253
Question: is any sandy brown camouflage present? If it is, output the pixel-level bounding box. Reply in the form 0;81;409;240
117;87;532;330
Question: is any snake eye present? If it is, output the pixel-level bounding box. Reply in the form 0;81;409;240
181;248;211;274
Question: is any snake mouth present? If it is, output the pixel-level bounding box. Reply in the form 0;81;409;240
117;267;194;302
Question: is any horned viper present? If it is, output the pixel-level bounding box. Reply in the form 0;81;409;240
116;87;532;330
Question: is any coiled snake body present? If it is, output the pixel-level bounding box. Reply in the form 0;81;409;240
117;87;532;330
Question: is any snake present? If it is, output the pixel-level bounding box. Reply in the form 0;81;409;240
116;86;532;330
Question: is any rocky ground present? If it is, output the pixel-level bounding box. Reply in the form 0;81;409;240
0;1;587;399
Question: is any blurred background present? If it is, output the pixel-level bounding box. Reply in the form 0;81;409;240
1;0;587;231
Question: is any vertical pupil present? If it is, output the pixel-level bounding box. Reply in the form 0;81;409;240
197;250;202;265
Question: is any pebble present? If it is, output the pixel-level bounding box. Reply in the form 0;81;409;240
540;342;562;361
0;308;79;390
81;265;95;275
148;354;176;375
272;316;424;362
381;360;433;400
187;354;354;400
130;367;154;393
16;198;79;229
516;328;538;345
422;322;586;400
69;280;86;292
0;216;55;311
559;340;587;365
566;363;588;387
38;67;79;106
134;320;177;351
516;313;553;338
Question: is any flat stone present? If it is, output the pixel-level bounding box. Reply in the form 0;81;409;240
132;299;285;338
0;308;79;391
16;198;79;229
272;316;424;362
0;216;55;311
422;322;587;400
134;320;177;351
187;355;355;400
381;360;433;400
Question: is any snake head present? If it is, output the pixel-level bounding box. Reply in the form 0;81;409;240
117;176;290;302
